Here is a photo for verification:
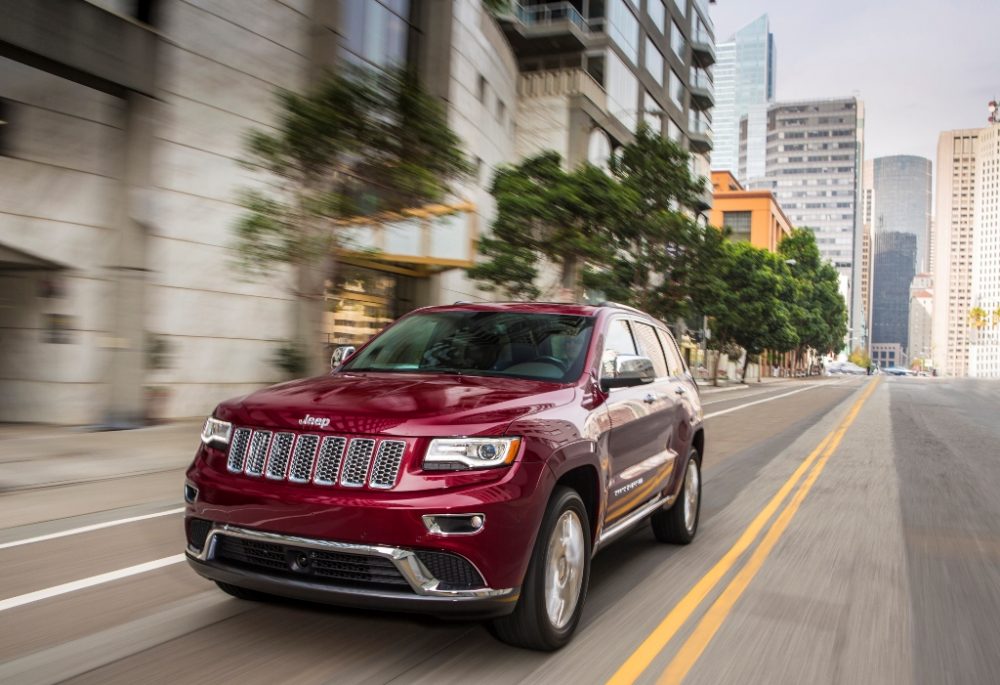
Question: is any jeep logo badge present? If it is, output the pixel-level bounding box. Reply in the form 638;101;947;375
298;414;331;429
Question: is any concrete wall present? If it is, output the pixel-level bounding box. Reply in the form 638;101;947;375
430;1;518;305
0;57;123;423
145;0;309;417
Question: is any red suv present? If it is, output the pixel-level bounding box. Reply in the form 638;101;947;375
185;302;704;650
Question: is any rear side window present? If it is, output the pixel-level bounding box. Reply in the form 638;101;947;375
600;319;637;378
656;328;686;376
632;322;669;378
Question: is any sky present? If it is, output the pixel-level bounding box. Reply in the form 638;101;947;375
709;0;999;165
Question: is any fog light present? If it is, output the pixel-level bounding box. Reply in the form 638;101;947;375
423;514;486;536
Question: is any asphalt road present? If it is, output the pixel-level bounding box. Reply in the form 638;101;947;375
2;376;999;684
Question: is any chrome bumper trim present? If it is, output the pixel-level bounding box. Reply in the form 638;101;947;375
188;523;514;599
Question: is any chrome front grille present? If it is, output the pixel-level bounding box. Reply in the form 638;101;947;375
226;429;405;490
227;428;252;473
264;432;295;480
370;440;406;489
288;434;320;483
314;436;347;486
245;430;272;476
340;439;376;487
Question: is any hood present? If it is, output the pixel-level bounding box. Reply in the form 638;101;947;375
218;372;578;437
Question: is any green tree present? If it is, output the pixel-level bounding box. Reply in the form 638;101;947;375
233;67;470;374
468;151;625;299
701;241;799;383
779;228;848;369
583;124;706;321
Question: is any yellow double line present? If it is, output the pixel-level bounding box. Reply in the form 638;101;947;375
607;378;880;685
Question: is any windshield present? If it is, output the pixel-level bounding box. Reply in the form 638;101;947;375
342;311;595;383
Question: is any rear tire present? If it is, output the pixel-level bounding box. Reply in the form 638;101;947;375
651;450;701;545
489;486;592;651
215;581;270;602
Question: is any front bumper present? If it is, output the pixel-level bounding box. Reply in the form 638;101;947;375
187;523;519;618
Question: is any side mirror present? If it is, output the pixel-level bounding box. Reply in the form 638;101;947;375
599;354;656;391
330;345;356;370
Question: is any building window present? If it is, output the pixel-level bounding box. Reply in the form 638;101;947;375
607;49;639;132
667;116;682;142
649;0;666;32
670;19;685;61
608;0;640;63
644;90;663;128
343;1;410;68
669;68;684;109
674;0;687;18
497;99;506;123
644;37;664;85
723;211;752;242
477;74;487;102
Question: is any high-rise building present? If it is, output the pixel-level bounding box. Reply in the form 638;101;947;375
872;156;933;271
908;273;933;367
503;0;716;207
749;97;864;348
712;14;775;182
871;231;918;355
870;155;932;358
932;129;979;376
969;111;1000;377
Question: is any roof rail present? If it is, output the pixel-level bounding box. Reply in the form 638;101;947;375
596;301;645;314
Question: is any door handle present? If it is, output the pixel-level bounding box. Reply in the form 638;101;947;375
674;386;687;396
643;393;657;404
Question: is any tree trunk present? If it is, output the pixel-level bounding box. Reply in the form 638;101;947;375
295;253;333;377
741;352;751;383
710;345;722;386
560;254;580;302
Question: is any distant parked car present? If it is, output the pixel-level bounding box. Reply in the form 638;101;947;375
882;366;911;376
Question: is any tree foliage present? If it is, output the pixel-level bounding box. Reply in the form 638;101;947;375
233;66;469;373
467;151;626;299
583;125;706;321
778;228;848;356
700;241;800;381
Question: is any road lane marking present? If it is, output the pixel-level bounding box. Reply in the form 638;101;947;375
704;383;828;419
605;378;878;685
658;379;879;684
701;382;831;406
0;507;184;551
0;555;186;612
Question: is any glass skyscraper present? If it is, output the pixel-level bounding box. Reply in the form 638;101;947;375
712;14;775;183
870;155;933;357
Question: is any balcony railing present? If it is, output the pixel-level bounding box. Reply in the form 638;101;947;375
688;113;713;152
690;68;713;91
513;2;588;32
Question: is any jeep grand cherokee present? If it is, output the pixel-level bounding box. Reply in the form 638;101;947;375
184;302;704;650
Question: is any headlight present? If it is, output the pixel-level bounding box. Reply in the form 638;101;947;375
200;417;232;447
423;437;522;471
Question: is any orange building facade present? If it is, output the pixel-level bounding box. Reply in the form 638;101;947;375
708;170;794;252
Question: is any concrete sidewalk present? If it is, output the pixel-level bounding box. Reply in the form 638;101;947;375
0;420;202;492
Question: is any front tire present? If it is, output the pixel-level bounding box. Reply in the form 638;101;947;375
651;450;701;545
489;486;592;651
